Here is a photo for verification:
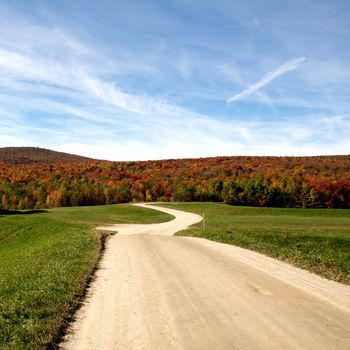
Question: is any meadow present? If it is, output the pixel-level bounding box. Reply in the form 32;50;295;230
0;204;172;349
1;201;349;349
163;203;350;285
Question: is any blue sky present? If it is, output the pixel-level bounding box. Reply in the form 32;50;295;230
0;0;349;160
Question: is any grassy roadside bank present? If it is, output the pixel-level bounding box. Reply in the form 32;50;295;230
0;204;172;349
162;203;350;285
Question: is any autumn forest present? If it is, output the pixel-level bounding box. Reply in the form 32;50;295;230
1;147;349;210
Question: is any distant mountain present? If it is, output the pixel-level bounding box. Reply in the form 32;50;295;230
0;147;96;165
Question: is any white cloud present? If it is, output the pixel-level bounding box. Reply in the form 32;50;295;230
227;57;306;103
0;9;348;160
0;44;259;156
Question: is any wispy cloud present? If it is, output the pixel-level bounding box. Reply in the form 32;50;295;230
0;41;348;160
0;1;349;159
0;40;257;158
227;57;306;103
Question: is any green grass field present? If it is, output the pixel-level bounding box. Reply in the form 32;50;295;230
0;204;172;350
162;203;350;285
2;202;349;348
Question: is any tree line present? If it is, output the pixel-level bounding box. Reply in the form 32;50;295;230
1;155;349;210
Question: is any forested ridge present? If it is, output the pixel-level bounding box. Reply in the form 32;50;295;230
1;147;349;209
0;147;94;165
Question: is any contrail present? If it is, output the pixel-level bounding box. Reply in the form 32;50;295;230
227;57;306;103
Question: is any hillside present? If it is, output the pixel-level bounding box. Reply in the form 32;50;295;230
0;147;349;209
0;147;95;165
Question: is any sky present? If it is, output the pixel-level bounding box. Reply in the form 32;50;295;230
0;0;349;160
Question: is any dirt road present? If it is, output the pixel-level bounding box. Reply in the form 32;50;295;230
61;204;350;350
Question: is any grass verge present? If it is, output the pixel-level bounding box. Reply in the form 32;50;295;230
162;203;350;285
0;204;172;349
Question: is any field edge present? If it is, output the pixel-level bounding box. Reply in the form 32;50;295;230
47;229;108;350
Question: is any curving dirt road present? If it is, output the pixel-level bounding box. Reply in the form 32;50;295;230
61;204;350;350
